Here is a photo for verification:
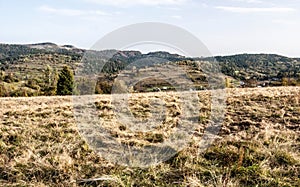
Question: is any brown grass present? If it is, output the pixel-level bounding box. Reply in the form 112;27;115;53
0;87;299;186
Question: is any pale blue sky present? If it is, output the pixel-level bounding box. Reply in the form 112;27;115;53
0;0;300;57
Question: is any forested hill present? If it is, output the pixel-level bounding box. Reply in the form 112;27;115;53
1;43;299;76
0;43;83;63
0;42;299;97
214;54;300;81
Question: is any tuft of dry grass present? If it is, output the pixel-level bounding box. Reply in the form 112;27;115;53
0;87;299;186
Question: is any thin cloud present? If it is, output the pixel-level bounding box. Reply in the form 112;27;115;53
85;0;187;7
216;6;296;13
272;19;298;25
171;15;182;19
232;0;263;4
38;5;110;17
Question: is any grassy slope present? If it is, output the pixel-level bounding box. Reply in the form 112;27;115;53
0;87;299;186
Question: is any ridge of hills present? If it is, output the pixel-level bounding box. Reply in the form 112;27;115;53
0;42;299;96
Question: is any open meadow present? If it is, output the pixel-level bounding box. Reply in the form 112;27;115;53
0;87;299;186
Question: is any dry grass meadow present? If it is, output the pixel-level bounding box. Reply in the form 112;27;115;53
0;87;299;186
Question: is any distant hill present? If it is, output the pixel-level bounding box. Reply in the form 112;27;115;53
0;43;83;63
215;54;300;81
0;42;299;97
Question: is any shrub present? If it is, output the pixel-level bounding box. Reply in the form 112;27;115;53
25;79;40;90
4;73;19;83
0;83;8;97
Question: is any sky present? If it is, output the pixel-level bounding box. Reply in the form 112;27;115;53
0;0;300;57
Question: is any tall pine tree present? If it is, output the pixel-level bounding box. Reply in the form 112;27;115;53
56;66;74;95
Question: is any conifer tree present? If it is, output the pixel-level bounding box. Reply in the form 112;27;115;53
56;66;74;95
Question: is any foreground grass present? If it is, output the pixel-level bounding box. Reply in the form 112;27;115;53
0;87;299;186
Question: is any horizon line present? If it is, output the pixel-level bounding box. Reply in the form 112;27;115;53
0;41;299;58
